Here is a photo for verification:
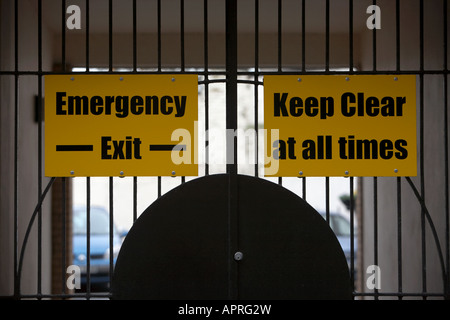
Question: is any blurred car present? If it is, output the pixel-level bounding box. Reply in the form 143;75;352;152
319;211;357;273
72;206;125;290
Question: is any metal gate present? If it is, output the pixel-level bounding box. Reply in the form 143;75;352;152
0;0;448;300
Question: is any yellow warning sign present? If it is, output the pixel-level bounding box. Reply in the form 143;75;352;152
45;74;198;177
264;75;417;177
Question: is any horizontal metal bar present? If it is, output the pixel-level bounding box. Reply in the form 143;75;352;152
0;70;228;76
237;70;450;76
0;69;449;76
354;292;445;298
5;290;445;299
199;78;227;85
8;292;112;299
237;79;264;85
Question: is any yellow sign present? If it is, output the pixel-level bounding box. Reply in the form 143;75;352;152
45;74;198;177
264;75;417;177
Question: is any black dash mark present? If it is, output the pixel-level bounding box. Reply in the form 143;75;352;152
149;144;186;151
56;145;94;152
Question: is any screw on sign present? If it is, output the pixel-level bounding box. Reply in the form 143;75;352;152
234;252;243;261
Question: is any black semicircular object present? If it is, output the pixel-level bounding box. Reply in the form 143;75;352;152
112;174;352;300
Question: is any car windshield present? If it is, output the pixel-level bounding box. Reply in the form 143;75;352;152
320;213;352;237
331;215;351;237
73;207;111;235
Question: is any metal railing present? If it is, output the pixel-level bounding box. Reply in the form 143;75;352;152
1;0;448;300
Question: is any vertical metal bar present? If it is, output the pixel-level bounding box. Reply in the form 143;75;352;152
84;1;90;298
325;0;329;72
446;71;450;299
325;177;330;224
395;0;402;300
325;0;330;225
444;0;450;300
204;82;210;176
372;0;377;71
180;0;185;72
349;0;353;72
37;0;43;298
158;176;162;198
132;0;138;223
373;177;379;299
157;0;162;193
278;0;282;72
61;178;66;296
61;0;66;70
372;0;378;298
109;177;114;291
349;176;355;296
203;0;208;73
226;0;238;300
253;83;259;178
133;177;137;222
301;0;306;197
395;0;400;72
254;0;259;177
86;177;91;298
302;176;306;200
108;0;114;298
85;0;89;71
397;177;403;299
157;0;162;71
13;0;19;299
301;0;305;72
226;0;238;175
109;0;113;72
419;0;427;298
180;0;186;188
133;0;137;72
204;0;209;176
